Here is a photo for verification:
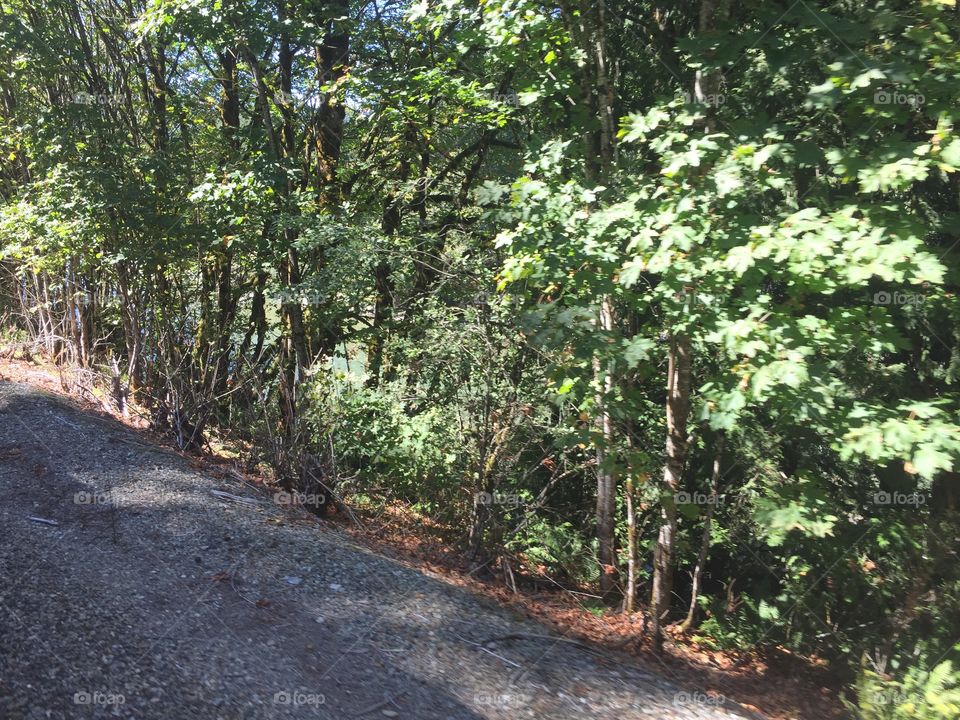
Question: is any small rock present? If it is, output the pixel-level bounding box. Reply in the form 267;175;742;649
283;576;303;585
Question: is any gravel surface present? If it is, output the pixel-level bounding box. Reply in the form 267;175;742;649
0;381;755;720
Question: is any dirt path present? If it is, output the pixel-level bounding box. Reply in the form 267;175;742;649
0;380;755;720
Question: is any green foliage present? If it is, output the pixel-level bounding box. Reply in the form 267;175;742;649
319;380;467;515
695;593;778;652
850;653;960;720
2;0;959;713
507;517;598;584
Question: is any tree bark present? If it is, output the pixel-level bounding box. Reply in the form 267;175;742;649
680;434;723;633
651;333;692;651
596;296;618;599
649;0;729;657
565;0;620;602
624;472;638;613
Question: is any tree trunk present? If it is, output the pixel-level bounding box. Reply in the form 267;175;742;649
680;433;723;633
651;332;692;651
624;472;638;613
237;269;267;366
566;0;620;603
649;0;729;656
311;0;349;198
116;262;142;397
596;295;618;599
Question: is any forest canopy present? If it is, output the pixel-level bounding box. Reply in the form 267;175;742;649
2;0;960;715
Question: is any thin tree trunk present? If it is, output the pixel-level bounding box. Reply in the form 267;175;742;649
38;273;57;359
624;472;638;613
567;0;620;602
649;0;728;657
67;265;83;363
117;263;141;396
311;0;349;197
650;332;692;651
596;295;618;599
237;269;267;365
680;434;723;633
79;275;94;365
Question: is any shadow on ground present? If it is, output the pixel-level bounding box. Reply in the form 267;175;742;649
0;382;756;720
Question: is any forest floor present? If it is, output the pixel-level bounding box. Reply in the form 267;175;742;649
0;357;847;720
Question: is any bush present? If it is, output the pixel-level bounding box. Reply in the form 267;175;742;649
849;652;960;720
320;380;468;517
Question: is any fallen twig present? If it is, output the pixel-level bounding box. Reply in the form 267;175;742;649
352;691;406;717
301;464;362;528
210;489;261;506
227;467;263;494
454;633;521;667
481;632;600;654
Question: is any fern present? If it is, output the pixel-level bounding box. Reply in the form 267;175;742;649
850;653;960;720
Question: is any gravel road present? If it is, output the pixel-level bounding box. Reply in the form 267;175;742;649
0;381;754;720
